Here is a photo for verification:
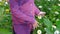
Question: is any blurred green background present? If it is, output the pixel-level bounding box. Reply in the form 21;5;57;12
0;0;60;34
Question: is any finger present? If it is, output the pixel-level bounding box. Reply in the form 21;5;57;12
33;25;37;29
40;14;45;17
36;24;38;28
33;26;36;30
39;12;46;15
37;24;39;27
33;25;36;29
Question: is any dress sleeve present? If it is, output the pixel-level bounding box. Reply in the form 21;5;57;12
11;7;36;24
35;6;41;16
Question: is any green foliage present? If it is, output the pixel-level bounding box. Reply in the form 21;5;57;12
0;0;60;34
33;0;60;34
0;0;12;34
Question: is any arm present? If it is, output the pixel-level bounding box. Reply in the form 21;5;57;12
34;6;46;20
34;6;41;16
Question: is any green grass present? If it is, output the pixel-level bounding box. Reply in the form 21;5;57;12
0;28;12;34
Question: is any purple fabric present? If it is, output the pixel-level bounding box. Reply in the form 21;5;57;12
9;0;41;34
16;0;29;6
34;5;41;15
9;0;41;24
13;24;33;34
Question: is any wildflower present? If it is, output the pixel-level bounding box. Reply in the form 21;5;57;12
47;0;50;1
56;19;60;21
48;8;51;10
0;0;2;2
44;28;46;30
38;16;42;19
54;30;60;34
55;11;59;15
52;25;56;29
37;30;42;34
5;2;8;5
39;6;42;8
59;0;60;1
5;9;10;13
58;4;60;6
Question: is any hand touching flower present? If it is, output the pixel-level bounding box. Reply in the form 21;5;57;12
38;11;46;19
38;11;46;17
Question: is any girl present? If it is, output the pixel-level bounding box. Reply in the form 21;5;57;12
9;0;45;34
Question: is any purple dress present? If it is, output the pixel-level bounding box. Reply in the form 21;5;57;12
9;0;40;34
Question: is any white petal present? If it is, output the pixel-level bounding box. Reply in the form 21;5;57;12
47;0;50;1
54;30;60;34
59;0;60;1
56;19;60;21
5;2;8;4
0;0;2;2
38;16;42;19
37;30;42;34
58;4;60;6
52;25;56;29
55;11;59;15
39;6;42;8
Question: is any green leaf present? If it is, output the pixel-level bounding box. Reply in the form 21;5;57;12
0;28;12;34
0;7;4;16
56;20;60;31
43;17;52;27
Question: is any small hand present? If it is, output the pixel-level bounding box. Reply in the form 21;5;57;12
33;21;39;29
38;11;46;17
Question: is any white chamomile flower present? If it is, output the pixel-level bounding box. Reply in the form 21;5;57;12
38;16;42;19
37;30;42;34
5;2;8;4
48;0;50;1
58;4;60;6
0;0;2;2
55;11;59;15
39;6;42;8
54;30;60;34
48;8;51;10
44;28;46;30
52;25;56;29
56;19;60;21
59;0;60;1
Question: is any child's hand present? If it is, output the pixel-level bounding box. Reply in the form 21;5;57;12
33;21;39;29
38;11;46;17
37;11;46;19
